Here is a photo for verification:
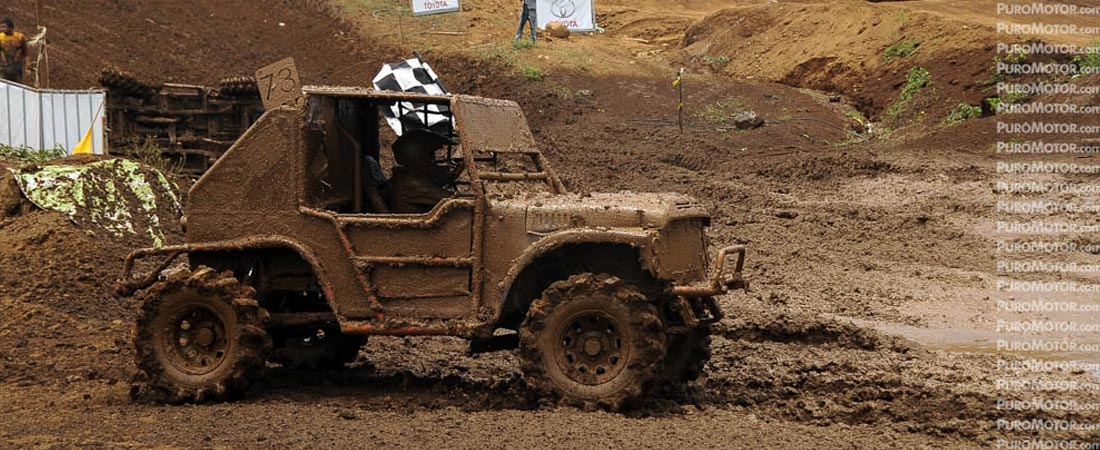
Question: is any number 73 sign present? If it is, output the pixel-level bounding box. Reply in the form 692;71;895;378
255;58;303;110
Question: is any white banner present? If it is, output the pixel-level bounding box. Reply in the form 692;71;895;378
536;0;596;32
411;0;460;16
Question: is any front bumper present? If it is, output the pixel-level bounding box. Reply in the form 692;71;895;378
665;245;747;328
669;245;747;297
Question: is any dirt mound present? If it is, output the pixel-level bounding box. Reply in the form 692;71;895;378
0;211;138;388
0;0;380;88
681;2;999;121
0;166;33;219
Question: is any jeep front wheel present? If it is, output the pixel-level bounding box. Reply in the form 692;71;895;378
519;273;667;410
131;266;271;403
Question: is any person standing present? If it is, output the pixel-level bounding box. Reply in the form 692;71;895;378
0;18;27;84
513;0;537;43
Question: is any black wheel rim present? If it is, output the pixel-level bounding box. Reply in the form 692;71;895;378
554;311;628;386
163;304;230;375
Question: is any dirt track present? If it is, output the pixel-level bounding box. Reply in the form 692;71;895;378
2;0;1100;448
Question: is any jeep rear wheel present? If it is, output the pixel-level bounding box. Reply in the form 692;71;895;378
519;273;667;410
131;266;271;403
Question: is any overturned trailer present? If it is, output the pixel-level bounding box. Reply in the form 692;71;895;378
100;70;265;175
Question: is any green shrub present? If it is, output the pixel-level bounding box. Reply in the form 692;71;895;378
883;67;932;126
0;144;66;164
129;136;182;176
884;40;921;62
512;39;536;50
523;66;544;81
702;55;730;71
945;103;981;124
1073;44;1100;74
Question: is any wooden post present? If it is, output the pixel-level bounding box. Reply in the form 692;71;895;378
674;68;685;133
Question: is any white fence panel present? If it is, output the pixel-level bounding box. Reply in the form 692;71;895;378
0;79;106;155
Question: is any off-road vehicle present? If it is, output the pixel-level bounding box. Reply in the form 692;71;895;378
117;87;746;409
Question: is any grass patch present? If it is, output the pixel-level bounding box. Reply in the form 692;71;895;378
884;39;921;62
693;98;745;124
477;42;520;67
986;50;1029;86
128;136;182;177
1073;43;1100;74
883;67;932;126
512;39;536;50
702;55;730;72
523;66;544;81
0;144;66;164
945;102;981;125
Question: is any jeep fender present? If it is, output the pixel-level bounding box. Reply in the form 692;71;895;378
494;228;659;328
117;235;336;307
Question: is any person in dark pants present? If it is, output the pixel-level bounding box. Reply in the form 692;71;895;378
513;0;537;43
0;18;27;84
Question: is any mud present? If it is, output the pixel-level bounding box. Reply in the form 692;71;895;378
2;0;1099;448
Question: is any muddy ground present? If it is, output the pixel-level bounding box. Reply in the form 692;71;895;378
2;0;1100;448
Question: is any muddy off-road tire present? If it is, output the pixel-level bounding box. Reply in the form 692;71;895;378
661;326;712;385
520;273;667;410
270;326;367;371
131;266;271;403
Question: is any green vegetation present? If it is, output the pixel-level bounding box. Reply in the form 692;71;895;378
478;42;520;67
883;67;932;126
512;39;536;50
702;55;730;72
129;136;182;177
0;144;66;164
693;98;745;124
884;39;921;62
945;102;981;125
1004;48;1028;64
845;110;866;124
522;66;544;81
987;50;1028;85
1073;43;1100;74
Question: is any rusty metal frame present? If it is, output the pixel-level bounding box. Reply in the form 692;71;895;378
668;245;747;297
294;92;494;323
115;236;336;302
451;95;489;315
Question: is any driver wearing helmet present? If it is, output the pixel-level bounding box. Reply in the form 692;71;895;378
387;130;463;214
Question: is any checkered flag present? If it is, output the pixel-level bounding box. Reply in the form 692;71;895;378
372;58;453;136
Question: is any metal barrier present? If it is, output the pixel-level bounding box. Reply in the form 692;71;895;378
0;78;106;154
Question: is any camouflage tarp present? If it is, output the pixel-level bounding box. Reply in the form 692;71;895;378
6;159;181;247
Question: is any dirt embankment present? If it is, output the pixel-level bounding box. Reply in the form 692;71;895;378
0;0;374;88
682;2;996;121
681;0;1100;124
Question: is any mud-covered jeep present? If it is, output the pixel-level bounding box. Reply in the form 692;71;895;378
117;87;746;409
